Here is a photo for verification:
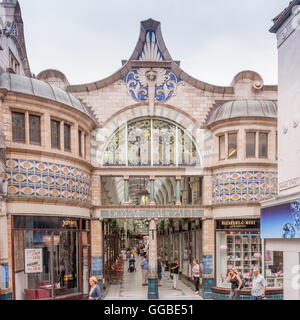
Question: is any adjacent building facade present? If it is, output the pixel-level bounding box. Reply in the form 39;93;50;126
0;1;283;300
261;0;300;300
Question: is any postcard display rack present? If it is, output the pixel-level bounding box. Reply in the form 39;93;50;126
226;233;262;288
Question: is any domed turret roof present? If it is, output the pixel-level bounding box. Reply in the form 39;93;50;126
206;99;277;126
0;73;95;122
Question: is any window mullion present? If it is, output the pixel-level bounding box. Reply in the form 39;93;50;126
176;126;179;167
125;124;128;167
151;119;153;166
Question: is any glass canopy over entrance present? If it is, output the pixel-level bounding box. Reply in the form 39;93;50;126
102;117;200;167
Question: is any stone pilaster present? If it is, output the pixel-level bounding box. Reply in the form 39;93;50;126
202;217;215;299
148;219;159;299
176;176;181;206
90;215;104;281
0;201;11;300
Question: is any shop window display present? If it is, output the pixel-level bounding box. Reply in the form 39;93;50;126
264;251;283;288
13;216;89;300
216;231;262;288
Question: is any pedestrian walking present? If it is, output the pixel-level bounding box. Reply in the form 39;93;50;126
88;276;102;300
157;256;162;286
251;267;267;300
141;254;149;286
227;267;242;300
192;259;201;295
170;258;179;290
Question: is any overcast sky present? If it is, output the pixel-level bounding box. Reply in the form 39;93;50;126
20;0;289;86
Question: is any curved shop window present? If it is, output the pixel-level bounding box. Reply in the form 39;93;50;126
12;216;91;300
102;117;201;167
215;219;283;289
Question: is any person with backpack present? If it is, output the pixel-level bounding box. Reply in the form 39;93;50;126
227;267;243;300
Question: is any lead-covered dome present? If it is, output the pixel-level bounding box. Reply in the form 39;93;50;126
206;99;277;126
0;72;95;122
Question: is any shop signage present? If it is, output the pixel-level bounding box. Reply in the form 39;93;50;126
279;177;300;192
24;249;43;273
100;209;204;219
261;200;300;239
61;220;78;228
216;219;260;230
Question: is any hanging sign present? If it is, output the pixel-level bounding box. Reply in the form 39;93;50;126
24;249;43;273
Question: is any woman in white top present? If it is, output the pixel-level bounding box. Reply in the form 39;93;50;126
192;259;200;295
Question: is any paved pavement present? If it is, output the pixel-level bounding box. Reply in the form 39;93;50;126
104;256;203;300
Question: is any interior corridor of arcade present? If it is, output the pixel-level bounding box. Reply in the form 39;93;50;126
102;217;204;299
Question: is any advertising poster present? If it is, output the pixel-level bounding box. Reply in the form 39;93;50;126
261;200;300;239
92;256;103;276
265;250;274;265
24;248;43;273
202;255;213;275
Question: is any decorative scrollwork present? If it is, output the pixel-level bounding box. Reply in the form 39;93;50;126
123;68;184;103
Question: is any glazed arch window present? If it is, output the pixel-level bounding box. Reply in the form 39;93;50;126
103;118;200;167
51;119;60;149
12;111;25;143
259;132;268;158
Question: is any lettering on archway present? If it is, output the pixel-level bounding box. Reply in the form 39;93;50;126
100;209;204;219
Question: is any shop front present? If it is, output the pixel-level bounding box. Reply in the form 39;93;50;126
12;216;91;300
213;218;283;300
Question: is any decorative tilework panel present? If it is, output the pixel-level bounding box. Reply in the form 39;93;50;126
5;159;91;203
212;171;277;204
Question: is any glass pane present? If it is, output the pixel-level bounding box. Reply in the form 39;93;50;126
246;132;256;157
153;120;176;166
228;133;237;159
29;115;41;145
259;133;268;158
128;177;150;205
51;120;60;149
154;177;176;205
178;129;197;166
78;130;82;157
181;177;202;205
12;112;25;143
219;135;225;160
103;127;126;166
216;231;262;288
265;251;283;288
64;123;71;152
82;232;89;295
53;231;79;297
128;119;151;166
101;177;125;205
16;230;54;300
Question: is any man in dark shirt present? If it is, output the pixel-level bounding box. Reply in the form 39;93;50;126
170;258;179;290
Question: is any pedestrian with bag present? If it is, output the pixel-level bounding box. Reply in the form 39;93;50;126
192;259;201;295
251;267;267;300
227;267;242;300
88;276;102;300
170;258;179;290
